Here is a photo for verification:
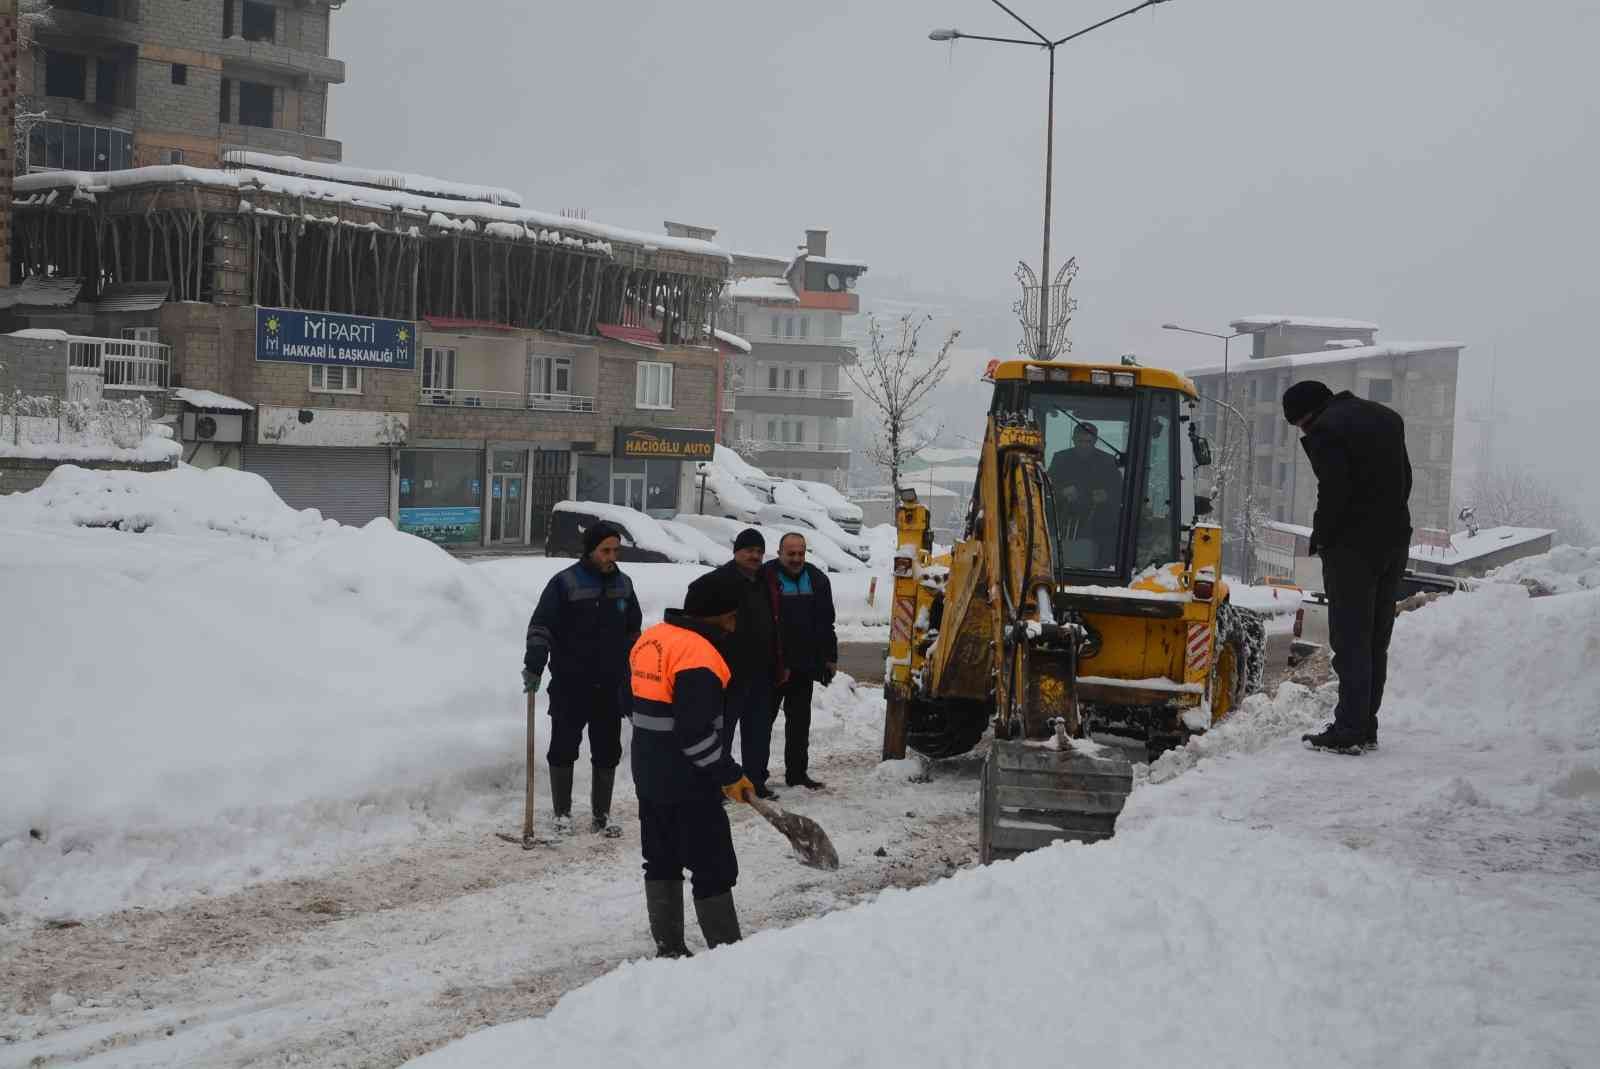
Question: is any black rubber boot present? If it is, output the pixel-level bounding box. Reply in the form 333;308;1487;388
1302;725;1364;755
693;891;742;949
591;766;622;838
645;880;691;959
549;764;575;834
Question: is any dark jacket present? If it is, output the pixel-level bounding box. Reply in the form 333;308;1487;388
1300;391;1413;555
629;611;744;803
524;558;642;691
762;560;838;680
714;559;784;685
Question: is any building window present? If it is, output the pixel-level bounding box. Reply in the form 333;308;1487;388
784;316;795;338
219;78;232;123
798;317;809;339
530;352;573;405
121;327;160;344
95;58;123;108
770;314;780;338
1367;378;1393;403
171;63;188;85
797;367;808;391
160;148;184;165
45;52;88;100
421;346;456;402
767;366;778;391
241;0;277;43
238;81;274;128
1277;462;1288;488
310;365;361;393
635;361;673;409
223;0;234;37
794;421;805;444
766;419;777;441
27;121;132;172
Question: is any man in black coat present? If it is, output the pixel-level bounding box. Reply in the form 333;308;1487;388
1283;380;1413;755
524;521;642;834
763;533;838;789
714;529;786;800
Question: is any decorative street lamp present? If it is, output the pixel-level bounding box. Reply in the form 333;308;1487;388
932;1;1177;359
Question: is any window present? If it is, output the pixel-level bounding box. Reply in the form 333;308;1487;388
94;58;121;109
767;366;778;391
770;314;780;338
45;52;88;100
782;368;793;391
635;361;673;409
161;148;184;165
310;365;361;393
121;327;160;344
421;346;456;402
1367;378;1393;403
219;78;232;123
223;0;234;37
798;317;809;339
238;81;274;129
784;316;795;338
171;64;188;86
1133;395;1179;570
241;0;277;43
530;353;574;407
1277;462;1288;488
797;368;808;392
767;419;777;441
794;421;805;444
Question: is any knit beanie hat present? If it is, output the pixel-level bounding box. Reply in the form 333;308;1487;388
733;528;765;553
1282;380;1334;425
684;569;743;618
583;520;624;555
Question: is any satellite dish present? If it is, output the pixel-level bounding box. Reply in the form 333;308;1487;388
826;272;842;291
844;275;858;290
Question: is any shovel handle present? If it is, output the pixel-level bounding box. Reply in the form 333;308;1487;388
523;691;537;842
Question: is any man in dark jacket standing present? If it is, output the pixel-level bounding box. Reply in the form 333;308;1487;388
630;570;757;957
524;521;642;835
715;529;785;800
1283;380;1413;755
763;533;838;790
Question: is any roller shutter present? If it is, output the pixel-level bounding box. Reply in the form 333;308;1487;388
244;446;391;527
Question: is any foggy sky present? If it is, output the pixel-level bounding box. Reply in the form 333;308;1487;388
329;1;1600;523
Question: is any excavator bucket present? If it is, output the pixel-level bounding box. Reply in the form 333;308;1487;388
979;739;1134;864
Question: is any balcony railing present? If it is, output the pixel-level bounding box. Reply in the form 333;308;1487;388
740;333;857;349
68;338;170;392
423;387;596;412
721;389;737;413
746;439;850;454
738;385;853;399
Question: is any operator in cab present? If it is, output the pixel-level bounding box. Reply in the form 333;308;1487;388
1047;421;1123;568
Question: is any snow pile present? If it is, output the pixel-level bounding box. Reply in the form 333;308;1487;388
1485;544;1600;596
407;582;1600;1069
0;411;181;464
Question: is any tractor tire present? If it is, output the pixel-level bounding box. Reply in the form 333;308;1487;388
1209;600;1267;723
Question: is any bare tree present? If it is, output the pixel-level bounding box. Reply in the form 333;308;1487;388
1465;464;1596;546
15;2;54;170
846;314;959;492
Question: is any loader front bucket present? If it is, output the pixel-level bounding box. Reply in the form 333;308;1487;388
979;739;1134;864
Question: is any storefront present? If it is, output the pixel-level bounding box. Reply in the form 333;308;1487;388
576;426;715;519
398;448;485;545
399;443;572;548
246;405;407;528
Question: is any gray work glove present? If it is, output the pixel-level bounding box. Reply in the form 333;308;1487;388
521;670;540;694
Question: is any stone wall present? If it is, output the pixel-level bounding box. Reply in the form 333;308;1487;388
0;335;70;397
0;455;175;494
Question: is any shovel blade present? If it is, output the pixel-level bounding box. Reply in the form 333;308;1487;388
758;802;840;870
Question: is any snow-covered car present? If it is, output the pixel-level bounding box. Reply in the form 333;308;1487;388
690;462;763;523
547;501;698;564
1292;590;1329;657
792;479;864;534
672;513;863;573
655;518;727;567
756;502;872;562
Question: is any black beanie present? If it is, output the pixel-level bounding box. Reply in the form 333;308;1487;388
684;569;743;617
1282;380;1334;425
582;520;623;555
733;527;765;553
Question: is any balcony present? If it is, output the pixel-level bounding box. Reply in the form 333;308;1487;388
734;385;853;419
67;337;170;392
739;337;859;365
422;387;595;413
747;439;850;471
218;37;347;84
721;389;737;413
746;439;850;454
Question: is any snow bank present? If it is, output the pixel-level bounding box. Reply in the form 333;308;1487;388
656;518;726;566
553;500;697;563
0;418;181;464
1486;544;1600;595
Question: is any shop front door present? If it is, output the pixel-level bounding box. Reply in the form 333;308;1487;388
490;474;525;543
611;472;645;511
527;449;571;547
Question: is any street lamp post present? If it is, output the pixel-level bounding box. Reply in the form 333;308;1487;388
1163;322;1261;576
931;0;1175;359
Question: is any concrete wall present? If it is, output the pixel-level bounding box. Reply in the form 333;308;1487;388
0;455;174;494
0;336;71;397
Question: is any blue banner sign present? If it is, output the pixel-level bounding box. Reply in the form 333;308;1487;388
399;506;482;546
256;307;416;371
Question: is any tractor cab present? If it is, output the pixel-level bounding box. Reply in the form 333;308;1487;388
982;359;1210;585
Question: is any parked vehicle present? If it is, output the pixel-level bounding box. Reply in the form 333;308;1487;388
547;501;699;564
1291;570;1475;660
691;463;763;523
656;518;726;566
672;513;863;573
793;479;864;534
756;502;872;562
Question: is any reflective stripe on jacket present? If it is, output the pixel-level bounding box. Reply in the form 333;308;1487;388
629;611;742;802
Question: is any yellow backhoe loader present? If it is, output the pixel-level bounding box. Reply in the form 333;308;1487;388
884;359;1265;862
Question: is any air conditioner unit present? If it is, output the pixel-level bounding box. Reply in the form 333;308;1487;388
181;411;244;443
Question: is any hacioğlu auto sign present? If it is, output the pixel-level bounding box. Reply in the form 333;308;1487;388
255;307;416;371
614;426;715;460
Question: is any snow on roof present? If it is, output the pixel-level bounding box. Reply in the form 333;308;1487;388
712;327;751;353
727;276;799;303
1230;315;1379;332
0;277;83;309
1186;341;1462;378
802;254;870;271
8;328;72;340
552;501;698;563
1409;526;1555;565
15;167;730;263
173;388;253;412
223;150;524;207
1323;339;1367;349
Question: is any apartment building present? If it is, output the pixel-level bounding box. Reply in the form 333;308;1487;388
19;0;344;173
712;227;867;490
9;159;734;548
1184;315;1463;573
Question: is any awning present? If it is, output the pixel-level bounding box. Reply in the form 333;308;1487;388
96;281;171;312
173;388;254;412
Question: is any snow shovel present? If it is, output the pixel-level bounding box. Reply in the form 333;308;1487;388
748;796;839;871
497;691;554;849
